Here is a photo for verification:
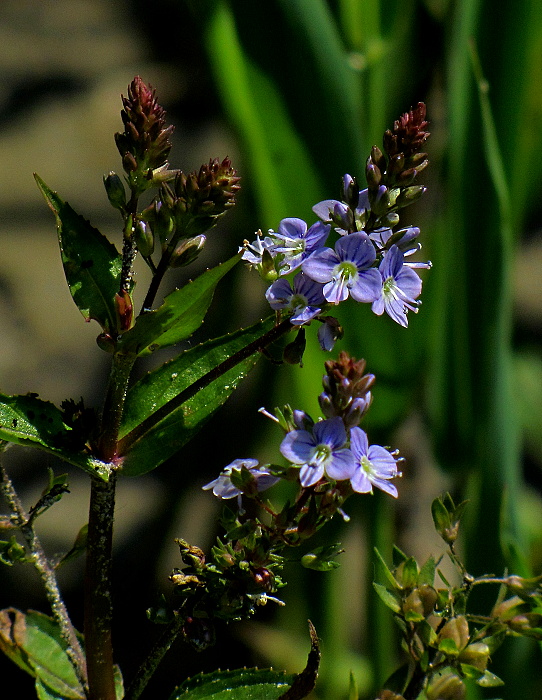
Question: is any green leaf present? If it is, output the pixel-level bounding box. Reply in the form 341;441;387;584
0;609;84;699
373;583;402;614
0;536;28;566
0;393;111;480
34;174;122;332
418;555;437;587
475;670;505;688
301;544;344;571
373;548;400;590
400;557;419;589
119;316;276;476
118;252;241;356
168;668;295;699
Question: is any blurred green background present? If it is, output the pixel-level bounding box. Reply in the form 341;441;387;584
1;0;542;697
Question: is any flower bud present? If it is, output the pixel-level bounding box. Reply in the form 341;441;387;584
396;185;426;208
458;642;490;671
366;159;382;190
426;672;466;700
134;219;154;257
438;615;469;653
103;172;126;210
169;235;206;268
283;328;306;366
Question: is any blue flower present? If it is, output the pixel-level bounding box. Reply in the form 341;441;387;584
241;231;277;267
313;181;370;233
272;218;330;273
265;273;325;324
280;416;355;487
302;233;382;304
202;459;279;499
371;245;422;327
349;427;400;497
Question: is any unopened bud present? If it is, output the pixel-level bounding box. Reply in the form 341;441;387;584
169;235;206;268
458;642;490;671
426;673;466;700
438;615;469;653
370;145;386;171
134;220;154;257
366;160;382;190
283;328;306;366
396;185;426;207
103;172;126;210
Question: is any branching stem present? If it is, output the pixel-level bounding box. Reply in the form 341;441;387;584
0;448;89;695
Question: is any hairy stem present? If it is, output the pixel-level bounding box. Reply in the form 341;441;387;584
84;473;118;700
0;448;88;694
123;613;185;700
84;350;136;700
97;353;137;463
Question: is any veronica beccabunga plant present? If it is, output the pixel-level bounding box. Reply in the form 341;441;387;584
0;79;539;700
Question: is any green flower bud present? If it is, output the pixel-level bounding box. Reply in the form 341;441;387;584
103;171;126;210
169;235;206;268
438;615;469;653
458;642;490;671
426;672;466;700
134;219;154;257
396;185;426;208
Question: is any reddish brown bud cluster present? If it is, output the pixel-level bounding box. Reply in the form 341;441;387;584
384;102;430;162
170;157;241;218
321;352;375;415
157;157;241;238
115;76;174;175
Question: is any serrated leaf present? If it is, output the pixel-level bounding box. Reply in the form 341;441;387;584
118;253;241;356
34;174;122;332
119;316;276;475
373;583;402;614
0;609;84;699
169;668;295;699
0;393;111;480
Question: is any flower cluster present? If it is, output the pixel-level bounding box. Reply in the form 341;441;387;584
203;352;402;508
243;105;431;349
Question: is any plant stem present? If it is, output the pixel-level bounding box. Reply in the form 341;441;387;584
84;352;136;700
123;613;185;700
118;317;294;453
84;472;118;700
0;449;89;695
97;353;137;463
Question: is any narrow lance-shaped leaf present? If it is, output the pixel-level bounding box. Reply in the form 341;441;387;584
34;174;122;333
119;316;277;476
117;252;242;356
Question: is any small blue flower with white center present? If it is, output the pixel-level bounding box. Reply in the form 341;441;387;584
265;273;326;325
371;245;423;327
349;427;401;497
302;232;382;304
280;416;355;487
271;218;330;273
202;459;280;500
